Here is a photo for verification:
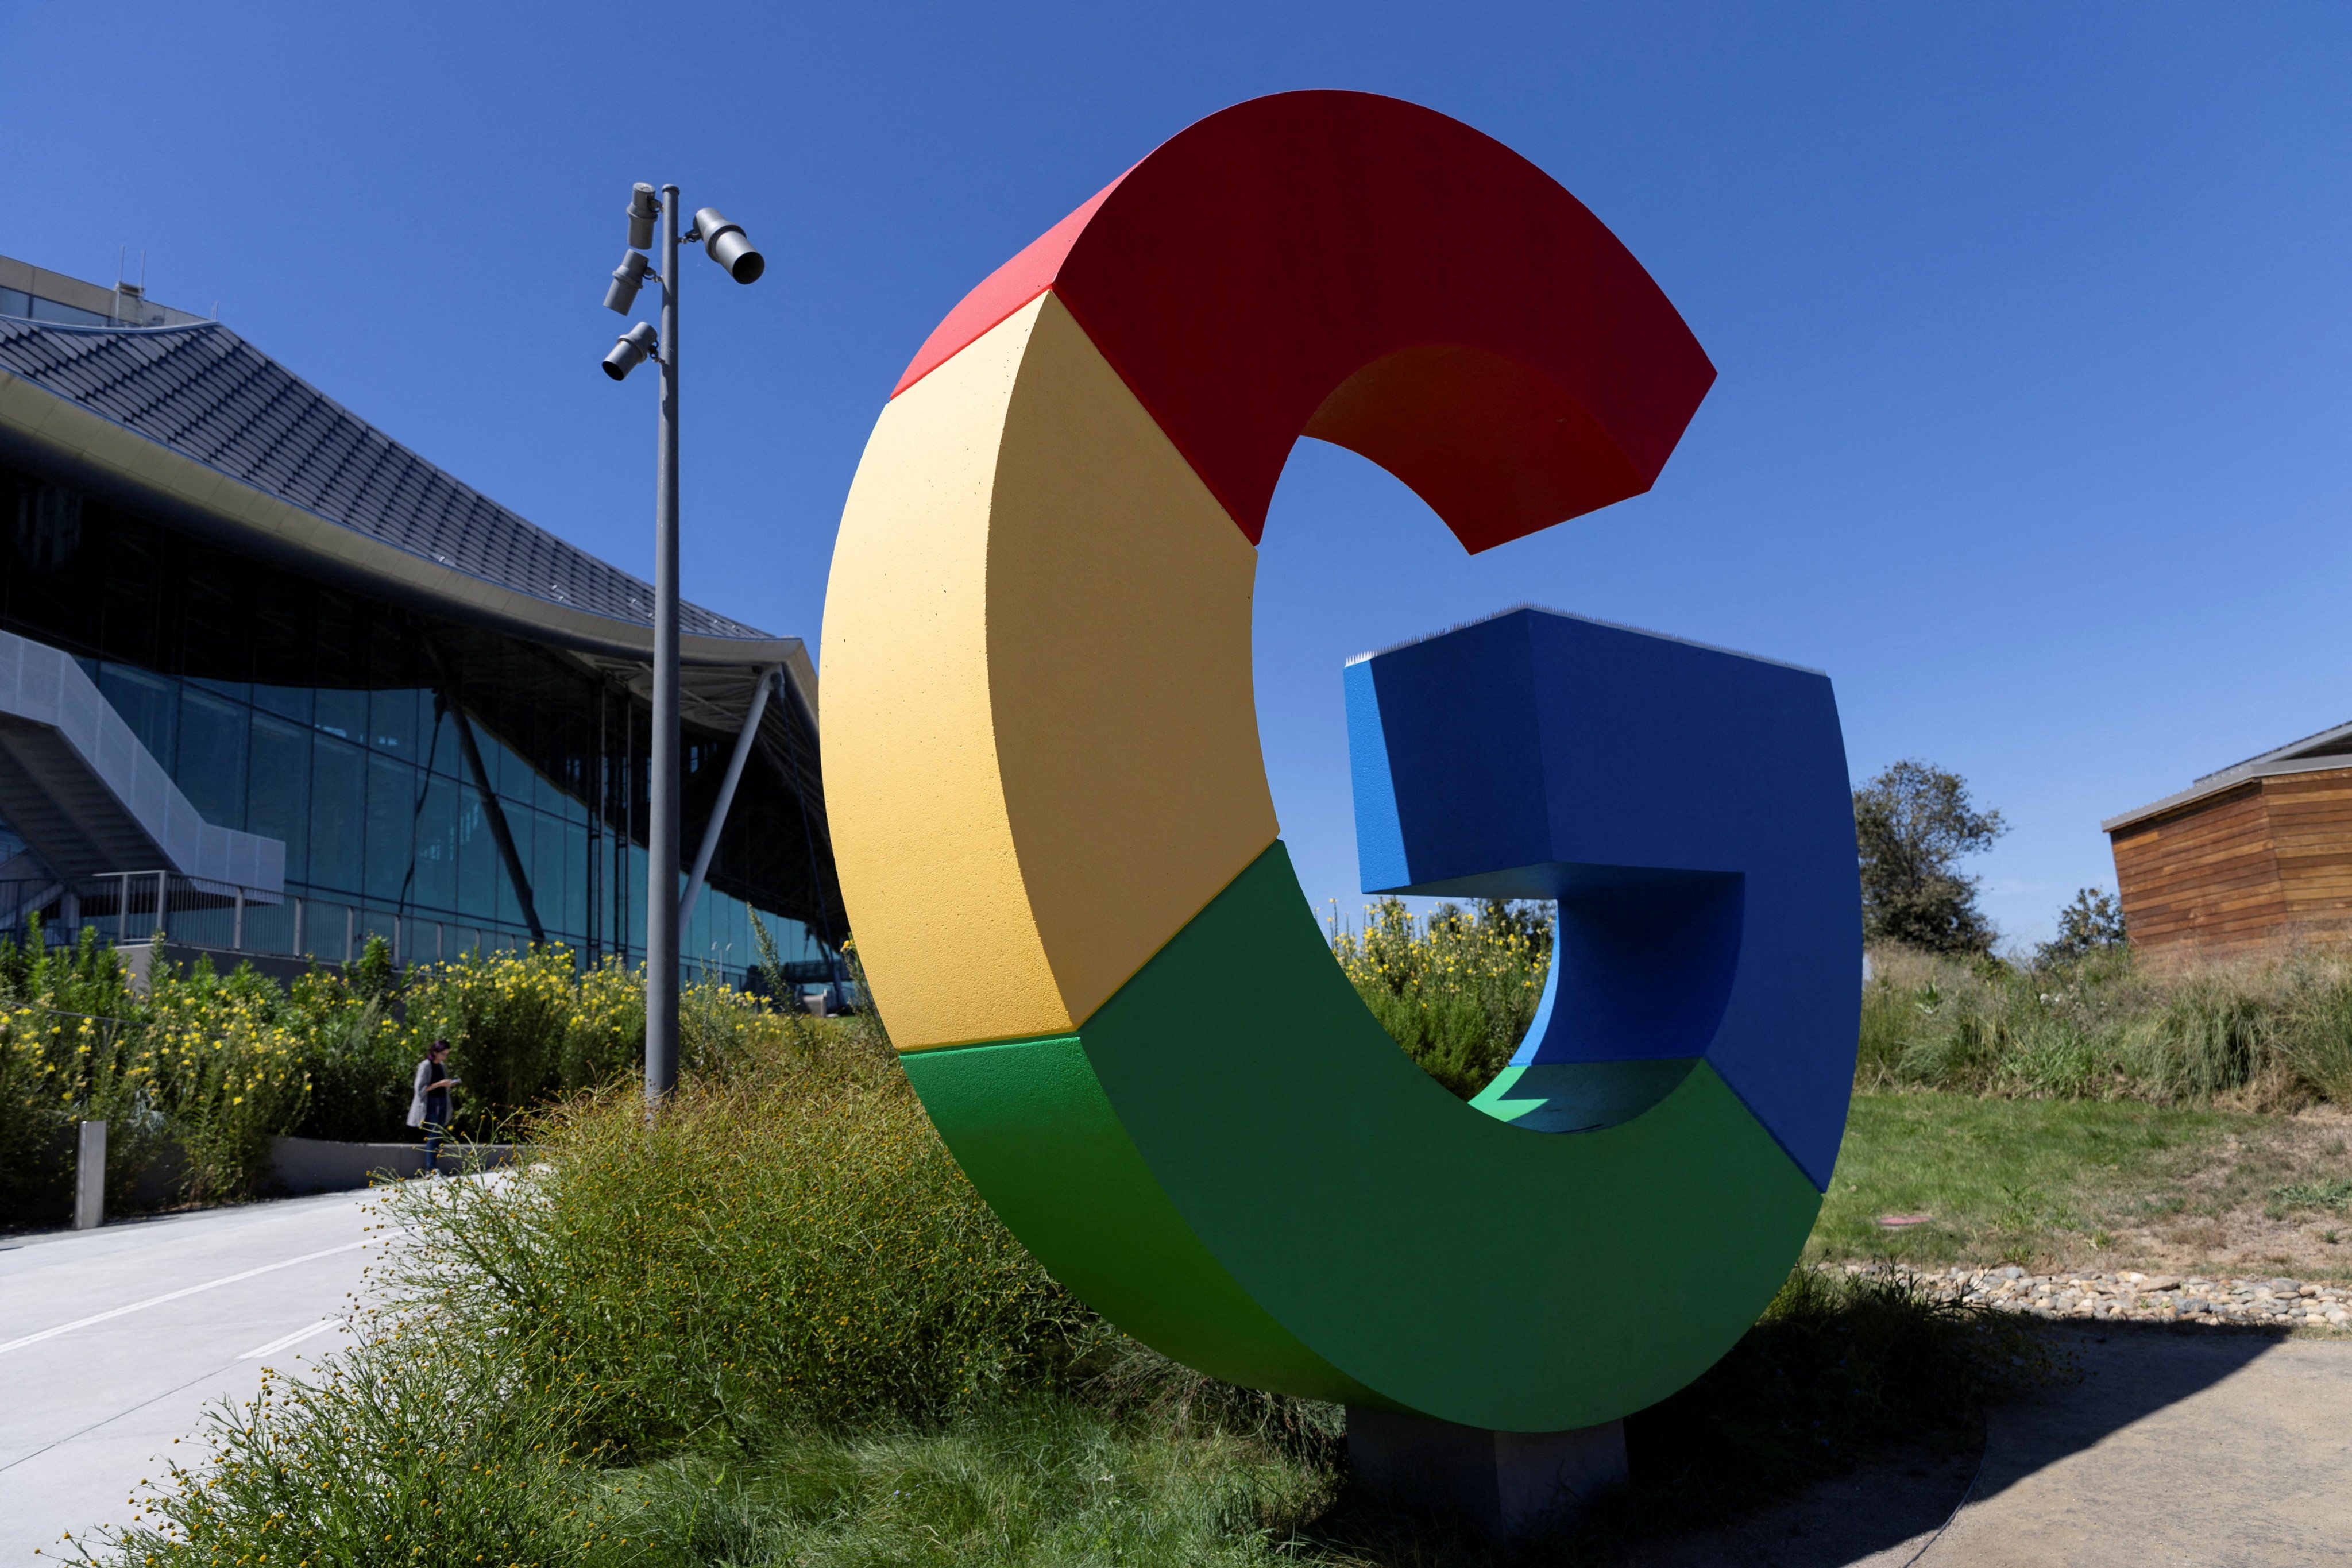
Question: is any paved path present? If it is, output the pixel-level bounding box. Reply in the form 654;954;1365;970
0;1191;383;1563
1922;1329;2352;1566
1634;1327;2352;1566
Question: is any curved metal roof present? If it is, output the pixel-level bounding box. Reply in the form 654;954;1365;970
0;315;787;659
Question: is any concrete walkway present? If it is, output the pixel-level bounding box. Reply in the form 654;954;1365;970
0;1190;383;1562
1637;1327;2352;1566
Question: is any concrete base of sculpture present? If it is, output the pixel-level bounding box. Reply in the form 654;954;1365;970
1346;1405;1628;1536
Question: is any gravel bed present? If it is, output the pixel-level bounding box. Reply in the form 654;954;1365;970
1840;1261;2352;1329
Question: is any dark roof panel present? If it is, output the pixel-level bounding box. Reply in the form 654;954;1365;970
0;317;770;643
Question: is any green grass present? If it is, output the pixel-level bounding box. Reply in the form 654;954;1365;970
575;1403;1337;1568
1812;1090;2343;1270
2270;1178;2352;1219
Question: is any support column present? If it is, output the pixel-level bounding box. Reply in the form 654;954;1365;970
1346;1405;1627;1537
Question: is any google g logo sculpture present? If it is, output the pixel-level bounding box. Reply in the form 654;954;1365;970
822;92;1859;1440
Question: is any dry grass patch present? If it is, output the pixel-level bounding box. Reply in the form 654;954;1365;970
1819;1092;2352;1279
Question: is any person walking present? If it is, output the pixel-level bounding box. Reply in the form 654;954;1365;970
406;1038;459;1176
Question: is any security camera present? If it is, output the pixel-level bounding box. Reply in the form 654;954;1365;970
627;183;661;250
603;321;658;381
693;207;764;284
603;250;651;315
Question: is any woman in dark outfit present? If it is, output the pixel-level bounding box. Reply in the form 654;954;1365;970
406;1038;459;1175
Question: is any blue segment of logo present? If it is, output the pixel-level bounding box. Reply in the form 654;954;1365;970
1342;608;1860;1191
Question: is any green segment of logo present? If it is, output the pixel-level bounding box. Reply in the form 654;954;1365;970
903;842;1822;1431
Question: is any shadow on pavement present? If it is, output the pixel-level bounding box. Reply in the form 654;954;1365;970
1927;1322;2351;1566
1968;1320;2288;1504
1615;1320;2299;1568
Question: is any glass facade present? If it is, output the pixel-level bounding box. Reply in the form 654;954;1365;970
0;459;838;983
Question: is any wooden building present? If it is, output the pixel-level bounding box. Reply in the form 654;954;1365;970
2105;722;2352;959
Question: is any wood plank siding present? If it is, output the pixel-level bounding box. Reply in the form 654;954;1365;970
2110;767;2352;959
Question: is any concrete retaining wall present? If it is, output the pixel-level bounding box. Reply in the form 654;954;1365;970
268;1136;521;1194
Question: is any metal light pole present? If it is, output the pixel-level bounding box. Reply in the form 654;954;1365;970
647;184;682;1106
600;183;764;1109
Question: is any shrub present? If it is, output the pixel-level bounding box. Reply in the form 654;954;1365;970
1331;897;1550;1097
0;926;309;1216
285;978;407;1143
0;923;153;1218
384;945;763;1137
395;944;580;1122
0;925;748;1222
389;1010;1085;1447
139;957;312;1201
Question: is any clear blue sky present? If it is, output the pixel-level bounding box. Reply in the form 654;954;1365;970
10;3;2349;947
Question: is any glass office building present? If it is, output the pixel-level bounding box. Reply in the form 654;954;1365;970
0;253;840;983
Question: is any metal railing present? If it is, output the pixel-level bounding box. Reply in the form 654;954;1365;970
0;875;780;990
0;874;547;971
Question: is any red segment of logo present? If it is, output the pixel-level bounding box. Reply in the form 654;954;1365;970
892;90;1716;554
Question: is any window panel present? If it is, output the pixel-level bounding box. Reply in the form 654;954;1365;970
247;714;310;882
179;547;248;693
100;521;163;669
628;843;647;962
495;805;523;930
99;663;177;768
414;773;459;914
7;480;94;652
457;785;500;924
309;737;365;892
314;592;362;692
252;683;315;724
29;295;108;326
566;818;588;947
314;687;365;741
176;688;248;828
250;573;313;696
428;700;464;778
370;686;419;758
532;809;566;945
365;752;416;902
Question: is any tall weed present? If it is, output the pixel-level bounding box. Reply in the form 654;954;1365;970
1863;943;2352;1107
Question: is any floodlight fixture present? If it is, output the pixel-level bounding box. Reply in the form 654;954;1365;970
692;207;764;283
604;249;651;314
627;183;661;250
602;320;658;380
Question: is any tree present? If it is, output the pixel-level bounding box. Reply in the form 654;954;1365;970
1853;760;2006;954
2034;887;2129;967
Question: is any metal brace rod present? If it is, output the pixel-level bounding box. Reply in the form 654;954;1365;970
679;665;778;930
439;686;546;947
